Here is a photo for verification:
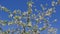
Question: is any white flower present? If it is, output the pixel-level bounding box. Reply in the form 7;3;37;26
8;22;13;25
28;2;33;7
45;8;53;16
48;27;57;34
40;22;42;24
35;8;37;11
39;16;43;20
48;8;52;11
23;12;28;16
40;4;46;10
52;1;55;6
19;16;21;19
1;6;5;9
53;19;57;23
20;21;22;23
36;18;38;21
28;22;32;27
29;3;32;7
13;10;17;14
54;19;57;22
9;14;13;17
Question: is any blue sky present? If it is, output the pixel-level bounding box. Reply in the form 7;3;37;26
0;0;60;34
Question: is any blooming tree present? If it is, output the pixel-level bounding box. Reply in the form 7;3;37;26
0;0;59;34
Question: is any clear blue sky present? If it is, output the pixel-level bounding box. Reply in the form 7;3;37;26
0;0;60;34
